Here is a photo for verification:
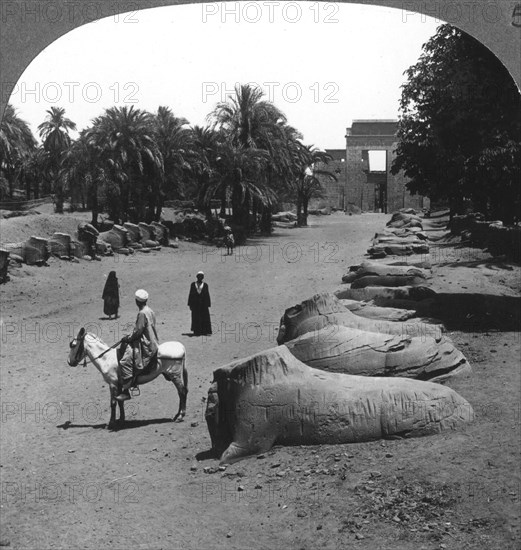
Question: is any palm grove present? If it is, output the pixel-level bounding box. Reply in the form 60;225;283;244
0;84;335;235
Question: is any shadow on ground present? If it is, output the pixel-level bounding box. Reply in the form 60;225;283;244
429;293;521;332
57;418;176;431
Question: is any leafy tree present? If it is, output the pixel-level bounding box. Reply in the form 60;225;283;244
151;106;194;218
38;107;76;212
292;145;336;226
208;84;288;231
89;106;163;222
0;104;37;199
191;125;225;218
392;24;521;222
19;147;47;200
61;129;110;225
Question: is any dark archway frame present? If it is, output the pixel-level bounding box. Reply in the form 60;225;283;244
1;0;520;120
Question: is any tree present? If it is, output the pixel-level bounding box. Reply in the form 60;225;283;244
151;106;194;219
0;104;37;199
18;146;47;200
191;125;224;218
38;107;76;212
61;129;110;225
291;145;336;226
208;84;288;231
392;24;521;222
195;128;273;229
89;106;163;222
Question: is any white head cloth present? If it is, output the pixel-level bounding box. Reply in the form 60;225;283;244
135;289;149;302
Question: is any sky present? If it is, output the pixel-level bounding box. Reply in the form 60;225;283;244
9;2;440;150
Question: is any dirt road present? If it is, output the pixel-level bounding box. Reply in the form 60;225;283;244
1;212;519;549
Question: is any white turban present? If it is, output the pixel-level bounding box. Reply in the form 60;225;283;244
196;271;204;277
135;289;149;302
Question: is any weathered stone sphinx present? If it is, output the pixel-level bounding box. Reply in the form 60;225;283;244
339;299;418;321
373;234;428;244
285;326;470;382
99;225;130;251
22;236;50;265
138;222;160;248
151;221;169;245
386;212;424;230
277;293;443;344
49;232;73;259
123;222;143;248
342;260;430;285
205;346;473;463
368;242;430;257
335;286;436;303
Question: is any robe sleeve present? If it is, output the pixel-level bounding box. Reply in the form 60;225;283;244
205;284;211;308
128;311;147;342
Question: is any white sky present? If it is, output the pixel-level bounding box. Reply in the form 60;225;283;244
9;2;440;150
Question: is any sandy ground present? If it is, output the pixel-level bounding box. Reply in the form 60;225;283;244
0;212;519;550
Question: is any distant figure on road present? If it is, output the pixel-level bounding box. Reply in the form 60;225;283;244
188;271;212;336
102;271;120;319
224;226;235;255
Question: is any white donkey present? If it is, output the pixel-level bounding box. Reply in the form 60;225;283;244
67;327;187;429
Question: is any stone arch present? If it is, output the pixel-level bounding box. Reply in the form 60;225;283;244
1;0;520;119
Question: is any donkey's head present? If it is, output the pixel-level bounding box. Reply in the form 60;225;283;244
68;328;86;367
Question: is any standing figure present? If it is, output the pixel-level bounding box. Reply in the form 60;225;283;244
224;226;235;255
188;271;212;336
102;271;120;319
116;289;159;401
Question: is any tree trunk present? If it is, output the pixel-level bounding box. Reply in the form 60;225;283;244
260;205;272;234
244;189;251;233
231;184;242;225
154;203;163;222
296;192;303;226
252;197;258;233
54;179;64;214
220;186;227;217
8;172;14;199
302;197;309;227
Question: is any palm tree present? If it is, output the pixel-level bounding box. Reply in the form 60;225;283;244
18;146;46;200
37;107;76;212
151;106;193;219
61;129;109;225
0;104;37;199
191;125;223;218
292;146;337;226
208;84;289;232
210;84;288;149
89;106;163;222
214;143;273;229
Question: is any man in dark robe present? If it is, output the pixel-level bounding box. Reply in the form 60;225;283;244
116;289;159;401
188;271;212;336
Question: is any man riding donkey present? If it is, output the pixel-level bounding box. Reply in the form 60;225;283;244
116;289;159;401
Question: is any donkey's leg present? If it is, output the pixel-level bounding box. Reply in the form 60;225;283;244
180;364;188;416
172;362;188;422
108;386;117;429
118;399;125;422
